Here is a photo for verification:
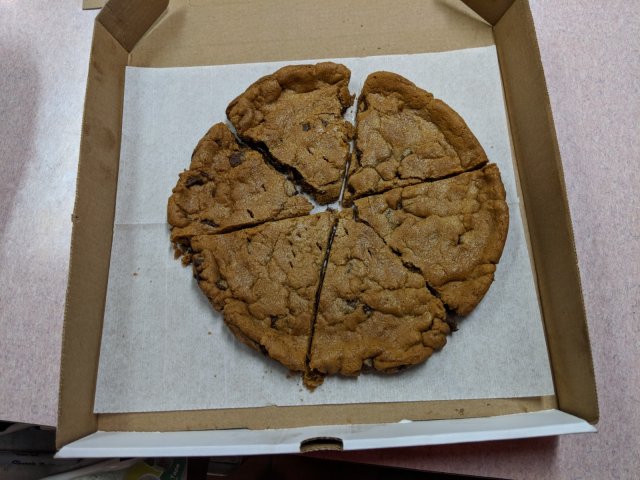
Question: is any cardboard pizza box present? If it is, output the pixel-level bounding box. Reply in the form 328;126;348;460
57;0;597;457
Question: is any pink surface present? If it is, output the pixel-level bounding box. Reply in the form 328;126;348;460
0;1;98;427
0;0;638;477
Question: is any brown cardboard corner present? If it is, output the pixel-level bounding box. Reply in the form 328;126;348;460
494;0;598;423
57;21;129;449
83;0;106;10
97;396;557;433
127;0;493;68
462;0;515;25
97;0;168;52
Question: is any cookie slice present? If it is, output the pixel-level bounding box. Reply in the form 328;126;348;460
308;214;449;384
226;62;354;204
168;123;312;259
354;164;509;315
191;212;335;373
345;71;488;204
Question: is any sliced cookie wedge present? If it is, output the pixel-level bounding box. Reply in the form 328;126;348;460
345;71;488;204
354;163;509;315
168;123;312;260
226;62;354;204
308;214;449;385
191;212;336;373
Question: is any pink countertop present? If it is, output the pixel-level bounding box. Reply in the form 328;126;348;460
0;0;638;477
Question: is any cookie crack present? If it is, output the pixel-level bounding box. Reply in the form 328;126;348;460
236;135;343;205
353;204;460;331
303;216;339;390
345;159;487;205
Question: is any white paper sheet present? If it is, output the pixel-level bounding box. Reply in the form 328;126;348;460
94;47;555;413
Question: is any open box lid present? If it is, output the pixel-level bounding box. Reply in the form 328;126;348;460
58;0;597;450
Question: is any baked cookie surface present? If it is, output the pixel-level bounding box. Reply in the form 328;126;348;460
191;212;335;372
168;123;312;259
345;71;488;204
354;164;509;315
308;214;449;385
227;62;354;204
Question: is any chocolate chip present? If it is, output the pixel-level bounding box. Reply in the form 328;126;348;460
363;304;373;315
200;219;219;228
301;122;311;131
185;176;204;187
345;299;358;312
192;255;204;267
229;151;244;167
270;316;278;328
215;279;228;290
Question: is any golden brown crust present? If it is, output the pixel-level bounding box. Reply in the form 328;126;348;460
309;216;449;378
354;164;509;315
226;63;354;204
167;123;312;258
191;213;335;372
345;71;488;204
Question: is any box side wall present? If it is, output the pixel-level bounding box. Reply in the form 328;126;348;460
127;0;494;67
57;21;129;449
98;396;556;432
494;0;598;422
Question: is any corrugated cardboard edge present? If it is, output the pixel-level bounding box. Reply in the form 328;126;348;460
126;0;494;67
494;0;598;423
98;397;556;432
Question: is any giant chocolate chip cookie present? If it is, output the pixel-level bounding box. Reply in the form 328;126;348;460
168;64;509;388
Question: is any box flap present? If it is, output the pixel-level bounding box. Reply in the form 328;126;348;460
58;410;595;458
494;0;598;423
97;0;168;52
57;21;129;449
